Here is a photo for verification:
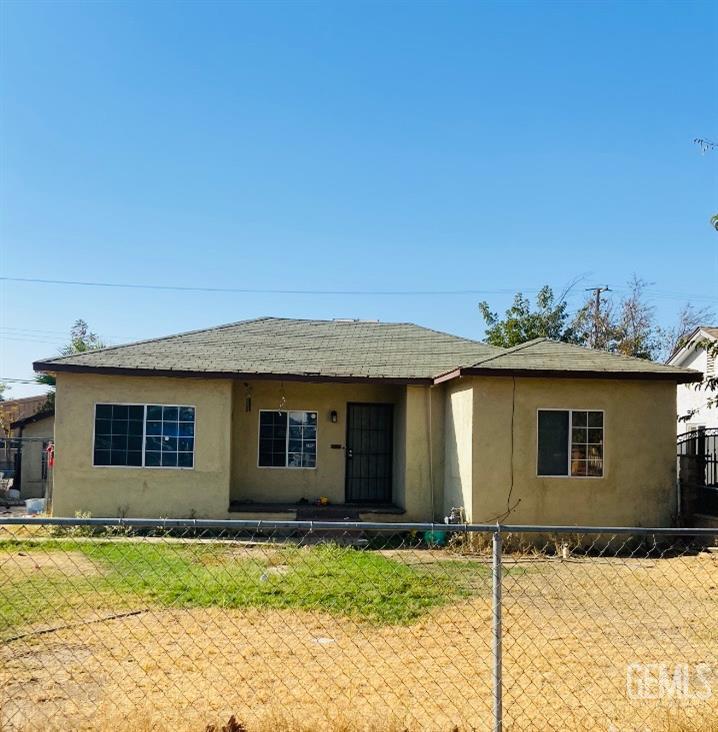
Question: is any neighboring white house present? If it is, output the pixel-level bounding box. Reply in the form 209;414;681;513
667;326;718;433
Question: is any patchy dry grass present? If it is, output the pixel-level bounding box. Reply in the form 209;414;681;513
0;538;717;731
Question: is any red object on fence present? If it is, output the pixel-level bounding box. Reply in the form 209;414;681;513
46;442;55;469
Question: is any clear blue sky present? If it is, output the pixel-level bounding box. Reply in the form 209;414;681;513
1;0;716;398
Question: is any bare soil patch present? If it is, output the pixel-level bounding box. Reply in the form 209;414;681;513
0;550;99;578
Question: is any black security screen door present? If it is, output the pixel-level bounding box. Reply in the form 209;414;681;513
345;403;393;503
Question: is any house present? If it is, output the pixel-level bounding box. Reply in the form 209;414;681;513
666;326;718;433
0;395;52;494
33;317;700;525
10;410;55;500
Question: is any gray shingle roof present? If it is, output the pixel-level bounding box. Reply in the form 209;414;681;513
34;319;701;383
34;317;503;382
461;338;700;382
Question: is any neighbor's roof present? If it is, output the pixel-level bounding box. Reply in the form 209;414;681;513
33;317;503;383
666;324;718;365
436;338;701;383
34;318;702;384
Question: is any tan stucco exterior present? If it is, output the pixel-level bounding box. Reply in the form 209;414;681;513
458;376;677;526
50;370;679;526
52;373;234;518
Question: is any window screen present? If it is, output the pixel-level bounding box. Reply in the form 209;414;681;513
537;410;569;476
93;404;195;468
94;404;144;467
258;410;317;468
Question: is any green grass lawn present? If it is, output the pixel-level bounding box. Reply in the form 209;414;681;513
0;538;515;638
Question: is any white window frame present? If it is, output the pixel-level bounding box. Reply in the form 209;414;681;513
257;409;318;470
536;408;605;479
91;402;197;470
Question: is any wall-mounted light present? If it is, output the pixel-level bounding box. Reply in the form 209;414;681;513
330;410;338;423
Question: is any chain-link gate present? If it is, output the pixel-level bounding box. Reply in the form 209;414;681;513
0;518;716;731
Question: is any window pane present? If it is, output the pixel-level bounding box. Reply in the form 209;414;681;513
161;452;178;467
179;407;194;421
95;419;113;436
112;405;128;420
96;404;112;420
127;451;143;467
162;437;178;452
588;411;603;427
571;444;587;460
179;423;194;437
145;451;161;467
571;411;588;427
586;459;603;477
572;428;587;444
111;435;128;450
538;411;569;476
178;437;193;452
128;405;144;420
178;453;193;468
162;422;179;437
128;420;144;436
145;436;162;451
94;450;111;465
587;444;603;460
587;428;603;444
571;459;588;477
95;435;111;450
146;405;162;420
163;406;179;421
146;421;162;435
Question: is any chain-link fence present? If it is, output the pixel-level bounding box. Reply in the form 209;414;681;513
0;518;717;732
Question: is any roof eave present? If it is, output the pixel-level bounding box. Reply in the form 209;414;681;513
33;361;434;386
446;366;703;384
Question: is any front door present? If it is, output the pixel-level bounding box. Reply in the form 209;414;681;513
345;403;393;503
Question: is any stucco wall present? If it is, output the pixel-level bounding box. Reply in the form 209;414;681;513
443;382;473;519
52;373;233;518
19;415;54;499
466;376;677;526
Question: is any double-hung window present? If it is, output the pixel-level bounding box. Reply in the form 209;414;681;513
537;409;604;477
93;404;195;468
258;410;317;468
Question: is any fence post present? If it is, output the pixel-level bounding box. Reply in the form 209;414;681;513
492;527;503;732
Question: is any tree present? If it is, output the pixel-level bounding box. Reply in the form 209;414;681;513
478;285;576;348
36;319;106;407
614;276;658;360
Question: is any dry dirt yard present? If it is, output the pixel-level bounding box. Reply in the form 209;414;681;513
1;542;717;732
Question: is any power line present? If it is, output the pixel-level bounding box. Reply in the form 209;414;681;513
1;275;715;303
0;276;530;297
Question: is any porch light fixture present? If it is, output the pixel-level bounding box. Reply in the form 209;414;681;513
330;410;338;423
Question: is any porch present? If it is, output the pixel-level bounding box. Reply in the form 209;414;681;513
226;379;443;522
228;500;405;520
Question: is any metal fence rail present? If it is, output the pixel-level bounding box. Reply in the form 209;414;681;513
0;518;716;732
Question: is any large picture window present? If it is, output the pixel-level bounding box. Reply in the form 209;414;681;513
537;409;603;477
93;404;195;469
258;410;317;468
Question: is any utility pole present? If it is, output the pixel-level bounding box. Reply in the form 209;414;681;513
585;286;610;349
